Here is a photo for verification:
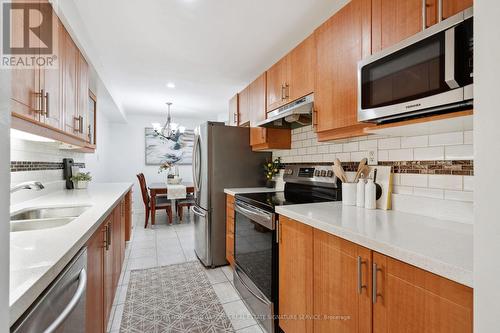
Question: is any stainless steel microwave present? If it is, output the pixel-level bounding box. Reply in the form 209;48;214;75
358;8;473;123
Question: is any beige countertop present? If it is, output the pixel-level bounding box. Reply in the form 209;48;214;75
9;182;133;326
276;202;473;287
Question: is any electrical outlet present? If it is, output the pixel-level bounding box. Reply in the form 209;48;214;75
368;149;378;165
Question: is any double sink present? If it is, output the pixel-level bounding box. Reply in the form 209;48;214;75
10;205;91;232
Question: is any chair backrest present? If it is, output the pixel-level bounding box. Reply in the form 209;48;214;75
136;173;150;206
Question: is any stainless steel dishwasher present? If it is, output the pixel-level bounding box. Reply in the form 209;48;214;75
11;248;87;333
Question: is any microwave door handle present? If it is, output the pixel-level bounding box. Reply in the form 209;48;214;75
445;27;460;89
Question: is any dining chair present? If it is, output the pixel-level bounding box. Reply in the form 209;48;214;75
136;173;173;228
176;192;195;222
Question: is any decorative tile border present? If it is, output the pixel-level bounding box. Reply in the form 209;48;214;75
11;161;86;172
282;160;473;176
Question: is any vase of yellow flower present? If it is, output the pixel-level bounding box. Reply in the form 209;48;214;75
263;157;281;188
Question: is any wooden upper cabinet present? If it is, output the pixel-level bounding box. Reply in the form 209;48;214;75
288;34;316;102
372;252;473;333
266;56;289;112
62;27;79;135
10;3;40;121
40;14;63;129
371;0;471;54
249;73;267;146
278;217;314;333
77;53;90;141
238;85;251;126
228;94;239;126
266;35;315;113
372;0;432;53
313;229;372;333
442;0;473;19
314;0;372;141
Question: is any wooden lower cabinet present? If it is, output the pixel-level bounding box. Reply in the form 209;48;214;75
86;222;106;333
86;194;129;333
226;195;235;266
125;191;133;241
278;217;473;333
278;216;313;333
313;229;372;333
102;218;114;332
372;252;473;333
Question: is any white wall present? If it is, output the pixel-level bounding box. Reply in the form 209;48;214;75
108;114;212;210
0;71;11;332
474;1;500;331
84;107;113;182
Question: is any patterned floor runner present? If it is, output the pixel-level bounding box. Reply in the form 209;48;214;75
120;261;235;333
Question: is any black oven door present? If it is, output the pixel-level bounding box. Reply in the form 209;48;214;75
358;12;473;122
234;200;275;300
233;200;277;333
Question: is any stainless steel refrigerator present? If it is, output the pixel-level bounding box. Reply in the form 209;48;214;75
191;122;271;267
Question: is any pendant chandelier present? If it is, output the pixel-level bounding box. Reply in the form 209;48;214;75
154;102;185;141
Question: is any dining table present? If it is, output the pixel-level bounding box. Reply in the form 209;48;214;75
148;182;195;225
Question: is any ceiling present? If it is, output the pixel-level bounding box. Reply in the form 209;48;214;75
71;0;348;119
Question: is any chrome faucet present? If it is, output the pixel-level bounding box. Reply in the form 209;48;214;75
10;181;45;193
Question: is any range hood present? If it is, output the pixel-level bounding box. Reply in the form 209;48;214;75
257;94;313;129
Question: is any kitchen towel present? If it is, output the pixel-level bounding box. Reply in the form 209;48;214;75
166;184;187;199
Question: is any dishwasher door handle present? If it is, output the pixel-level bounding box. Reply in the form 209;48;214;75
43;268;87;333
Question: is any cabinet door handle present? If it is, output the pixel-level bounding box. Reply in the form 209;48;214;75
312;108;318;130
44;91;49;118
108;223;112;247
438;0;443;22
284;83;290;100
422;0;427;29
34;90;43;114
104;225;109;250
74;116;80;132
79;116;84;133
372;263;381;303
281;83;286;101
357;256;367;294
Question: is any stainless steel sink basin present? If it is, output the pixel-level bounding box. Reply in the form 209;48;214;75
10;205;91;221
10;218;74;232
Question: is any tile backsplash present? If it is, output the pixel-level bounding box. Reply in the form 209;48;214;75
10;138;86;204
272;125;474;203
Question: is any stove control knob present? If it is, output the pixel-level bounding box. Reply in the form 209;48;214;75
314;170;320;177
320;170;327;177
286;169;293;175
327;170;333;177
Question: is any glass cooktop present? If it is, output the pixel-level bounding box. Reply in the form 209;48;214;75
235;183;341;212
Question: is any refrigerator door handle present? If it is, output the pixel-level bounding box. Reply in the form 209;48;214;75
192;133;200;192
191;205;207;218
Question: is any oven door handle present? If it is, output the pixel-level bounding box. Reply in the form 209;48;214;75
234;201;274;230
234;267;270;305
445;26;459;89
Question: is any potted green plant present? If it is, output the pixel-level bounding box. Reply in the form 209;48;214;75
71;172;92;189
263;157;281;188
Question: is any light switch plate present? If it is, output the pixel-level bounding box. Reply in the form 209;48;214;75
368;149;378;165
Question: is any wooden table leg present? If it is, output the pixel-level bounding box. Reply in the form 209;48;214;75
151;189;156;226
